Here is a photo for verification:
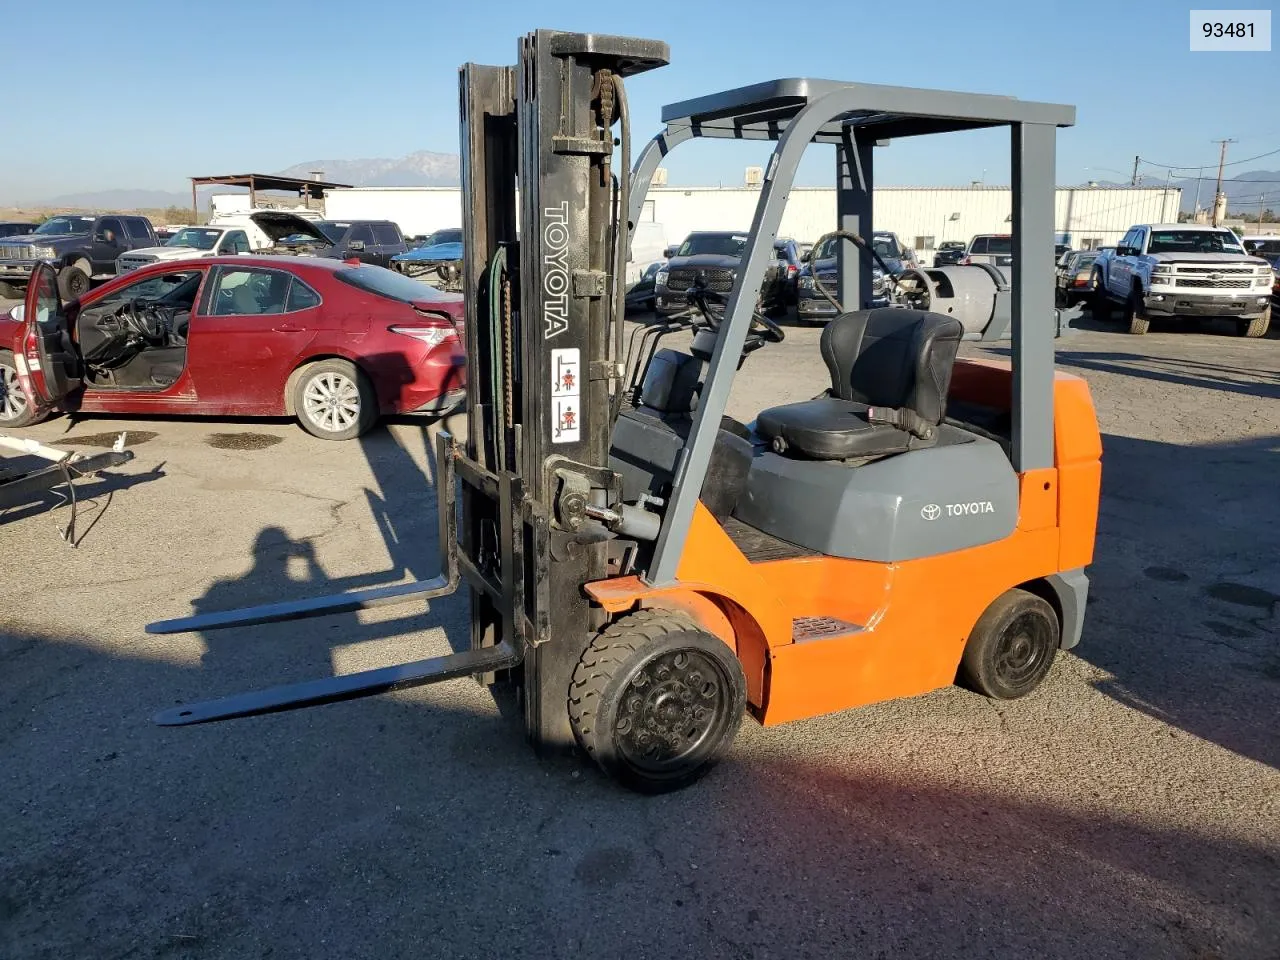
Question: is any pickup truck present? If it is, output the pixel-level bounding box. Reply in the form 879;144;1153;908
114;211;323;275
1091;223;1273;337
0;214;157;299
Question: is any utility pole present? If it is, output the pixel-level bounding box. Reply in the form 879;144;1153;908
1211;138;1236;227
1130;155;1140;186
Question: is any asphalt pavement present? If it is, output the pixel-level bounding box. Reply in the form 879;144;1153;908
1;309;1277;959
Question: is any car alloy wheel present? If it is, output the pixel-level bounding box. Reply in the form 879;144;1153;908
302;371;361;434
0;358;29;422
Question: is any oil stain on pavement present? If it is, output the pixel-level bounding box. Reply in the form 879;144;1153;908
64;430;158;447
205;433;284;451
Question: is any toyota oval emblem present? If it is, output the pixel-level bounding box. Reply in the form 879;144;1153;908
920;503;941;521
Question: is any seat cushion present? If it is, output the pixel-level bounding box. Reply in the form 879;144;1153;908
821;308;963;423
756;396;910;461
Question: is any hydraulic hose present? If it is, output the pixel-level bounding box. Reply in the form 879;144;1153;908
809;229;900;313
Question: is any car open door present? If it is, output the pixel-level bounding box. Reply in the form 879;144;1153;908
16;261;82;410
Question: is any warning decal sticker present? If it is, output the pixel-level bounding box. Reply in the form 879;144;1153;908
551;348;580;443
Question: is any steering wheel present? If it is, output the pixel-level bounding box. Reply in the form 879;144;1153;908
120;298;169;344
685;278;785;344
808;229;901;314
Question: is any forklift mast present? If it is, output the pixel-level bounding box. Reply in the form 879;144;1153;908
458;32;669;751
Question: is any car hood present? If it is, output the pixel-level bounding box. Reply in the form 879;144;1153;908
666;253;741;269
121;246;208;260
395;241;463;262
247;211;332;243
1148;251;1265;265
1;232;84;245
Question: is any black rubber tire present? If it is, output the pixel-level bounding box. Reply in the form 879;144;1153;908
568;608;746;794
0;350;44;427
57;265;90;300
1090;273;1110;321
959;589;1060;700
1124;289;1150;335
1238;308;1270;338
290;358;378;440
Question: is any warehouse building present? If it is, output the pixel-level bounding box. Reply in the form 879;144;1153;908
317;183;1181;255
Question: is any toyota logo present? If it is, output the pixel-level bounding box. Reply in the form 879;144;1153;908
920;503;941;521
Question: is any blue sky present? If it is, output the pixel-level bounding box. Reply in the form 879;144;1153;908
4;0;1277;201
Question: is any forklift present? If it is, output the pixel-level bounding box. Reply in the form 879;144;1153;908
148;30;1102;793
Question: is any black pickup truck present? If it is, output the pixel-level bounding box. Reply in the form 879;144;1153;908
0;213;157;298
653;230;788;315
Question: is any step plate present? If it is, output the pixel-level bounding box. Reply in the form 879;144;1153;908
791;615;863;643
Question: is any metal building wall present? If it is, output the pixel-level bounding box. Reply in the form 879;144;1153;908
324;187;463;236
319;184;1181;253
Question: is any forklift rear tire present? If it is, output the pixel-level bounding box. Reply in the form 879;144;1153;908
958;589;1059;700
568;609;746;794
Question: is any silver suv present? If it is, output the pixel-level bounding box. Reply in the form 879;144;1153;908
963;234;1013;269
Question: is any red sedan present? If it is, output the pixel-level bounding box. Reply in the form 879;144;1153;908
1;257;465;440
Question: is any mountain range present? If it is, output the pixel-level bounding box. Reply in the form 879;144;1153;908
6;151;463;210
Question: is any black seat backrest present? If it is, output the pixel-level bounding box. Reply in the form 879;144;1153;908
639;348;702;414
819;308;964;424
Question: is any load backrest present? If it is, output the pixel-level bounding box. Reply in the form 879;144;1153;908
819;308;963;424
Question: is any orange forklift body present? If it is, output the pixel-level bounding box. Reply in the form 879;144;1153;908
587;359;1101;725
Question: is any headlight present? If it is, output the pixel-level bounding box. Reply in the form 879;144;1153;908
1257;268;1273;281
1151;271;1174;284
32;246;57;259
655;270;668;286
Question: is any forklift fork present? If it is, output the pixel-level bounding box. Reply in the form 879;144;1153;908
148;431;527;726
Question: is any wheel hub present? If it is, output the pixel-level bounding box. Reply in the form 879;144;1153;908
615;651;723;767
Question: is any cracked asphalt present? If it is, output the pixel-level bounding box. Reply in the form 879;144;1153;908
1;310;1277;960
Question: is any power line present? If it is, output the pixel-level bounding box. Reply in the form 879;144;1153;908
1137;145;1280;172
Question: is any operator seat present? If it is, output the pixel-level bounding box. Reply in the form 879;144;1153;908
756;308;963;460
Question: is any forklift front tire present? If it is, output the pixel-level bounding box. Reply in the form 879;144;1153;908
958;588;1059;701
569;609;746;794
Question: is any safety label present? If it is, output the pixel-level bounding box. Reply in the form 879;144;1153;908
551;348;580;443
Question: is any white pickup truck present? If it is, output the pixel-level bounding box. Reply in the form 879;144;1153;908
114;211;327;275
1090;223;1273;337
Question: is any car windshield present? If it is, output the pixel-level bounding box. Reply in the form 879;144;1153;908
678;234;747;257
334;264;458;303
814;235;900;262
165;228;222;250
1147;230;1243;254
871;235;900;259
1071;253;1098;269
34;216;94;235
422;228;462;247
312;222;348;243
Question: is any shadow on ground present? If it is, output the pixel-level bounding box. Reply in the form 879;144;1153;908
2;615;1277;960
